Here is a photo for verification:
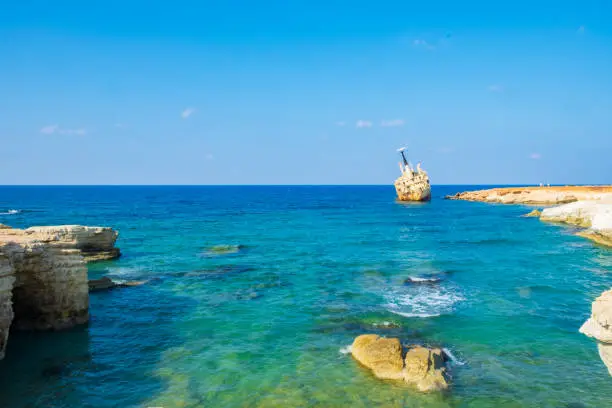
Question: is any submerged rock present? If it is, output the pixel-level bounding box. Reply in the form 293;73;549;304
404;276;442;285
88;276;147;292
580;289;612;375
350;334;450;391
204;244;244;256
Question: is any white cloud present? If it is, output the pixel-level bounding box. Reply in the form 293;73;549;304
335;121;346;127
488;84;504;92
530;153;542;160
356;120;373;128
381;119;405;127
181;107;196;119
40;125;87;136
413;39;435;50
40;124;59;134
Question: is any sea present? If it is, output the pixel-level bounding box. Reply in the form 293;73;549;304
0;185;611;408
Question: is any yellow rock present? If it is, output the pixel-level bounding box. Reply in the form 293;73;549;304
523;209;542;217
403;346;449;392
351;334;404;380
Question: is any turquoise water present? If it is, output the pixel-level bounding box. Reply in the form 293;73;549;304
0;186;611;408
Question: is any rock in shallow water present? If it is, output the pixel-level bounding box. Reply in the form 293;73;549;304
580;289;612;375
350;334;450;391
88;276;147;292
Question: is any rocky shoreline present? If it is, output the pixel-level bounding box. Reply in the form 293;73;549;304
449;185;612;375
0;224;121;359
446;186;612;205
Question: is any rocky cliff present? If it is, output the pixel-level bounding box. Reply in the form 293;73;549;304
580;290;612;375
0;225;120;359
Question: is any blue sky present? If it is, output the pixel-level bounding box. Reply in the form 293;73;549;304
1;1;610;185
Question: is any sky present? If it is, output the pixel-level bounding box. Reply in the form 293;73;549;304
1;1;611;185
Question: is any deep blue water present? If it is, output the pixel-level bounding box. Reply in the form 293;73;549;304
0;186;611;408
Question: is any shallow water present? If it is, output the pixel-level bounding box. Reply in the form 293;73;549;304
0;185;611;408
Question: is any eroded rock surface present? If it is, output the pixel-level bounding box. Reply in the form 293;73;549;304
89;276;147;292
0;224;121;359
541;200;612;247
25;225;121;261
580;289;612;375
0;252;15;359
350;334;450;392
351;334;404;380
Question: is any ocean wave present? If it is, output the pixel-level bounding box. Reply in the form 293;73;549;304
0;209;21;215
384;285;463;319
339;345;352;355
442;347;466;366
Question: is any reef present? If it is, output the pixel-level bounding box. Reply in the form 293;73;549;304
0;225;120;359
350;334;449;392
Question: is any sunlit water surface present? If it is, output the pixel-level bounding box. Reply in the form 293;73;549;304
0;186;611;408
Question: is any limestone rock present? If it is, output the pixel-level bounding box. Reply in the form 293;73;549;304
0;252;15;359
350;334;450;392
24;225;121;261
523;209;542;217
541;200;612;247
0;224;11;229
351;334;404;380
580;289;612;375
447;186;612;205
404;346;449;392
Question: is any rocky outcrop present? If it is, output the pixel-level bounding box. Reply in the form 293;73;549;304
350;334;450;392
447;186;612;205
0;224;121;360
24;225;121;262
540;200;612;247
0;253;15;359
523;209;542;217
580;290;612;375
351;334;405;380
5;241;88;331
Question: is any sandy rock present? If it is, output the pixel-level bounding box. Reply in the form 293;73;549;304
523;209;542;217
25;225;121;261
351;334;405;380
350;334;450;391
447;186;612;205
404;346;449;392
0;252;15;359
0;224;11;230
580;289;612;375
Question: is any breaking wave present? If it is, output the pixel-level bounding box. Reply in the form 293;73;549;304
384;285;463;319
0;209;21;215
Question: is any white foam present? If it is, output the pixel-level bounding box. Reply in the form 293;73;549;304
384;285;463;319
0;209;21;215
407;276;439;283
339;345;352;355
442;347;466;366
